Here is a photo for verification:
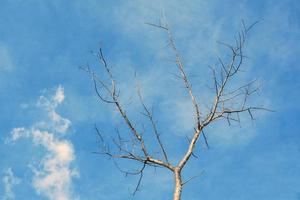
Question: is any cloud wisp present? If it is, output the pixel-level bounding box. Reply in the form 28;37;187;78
0;43;13;71
2;168;20;200
9;86;78;200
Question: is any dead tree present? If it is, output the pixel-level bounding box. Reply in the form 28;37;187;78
83;20;268;200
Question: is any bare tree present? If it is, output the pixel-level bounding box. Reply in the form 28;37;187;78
83;20;269;200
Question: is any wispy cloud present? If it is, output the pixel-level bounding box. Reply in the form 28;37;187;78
2;168;20;200
0;43;13;71
9;86;79;200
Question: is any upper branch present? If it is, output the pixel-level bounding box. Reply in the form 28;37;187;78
146;22;202;130
137;84;169;163
86;48;174;172
202;21;262;127
167;29;202;129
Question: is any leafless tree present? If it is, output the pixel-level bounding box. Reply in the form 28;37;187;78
83;19;269;200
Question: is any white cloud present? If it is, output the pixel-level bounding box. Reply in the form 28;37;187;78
9;86;79;200
53;85;65;104
30;129;78;200
36;85;71;134
2;168;20;200
10;127;28;142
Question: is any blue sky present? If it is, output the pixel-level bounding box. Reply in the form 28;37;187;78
0;0;299;199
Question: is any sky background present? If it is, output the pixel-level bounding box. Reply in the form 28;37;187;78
0;0;300;200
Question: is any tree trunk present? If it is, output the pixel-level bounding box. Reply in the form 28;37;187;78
173;169;182;200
